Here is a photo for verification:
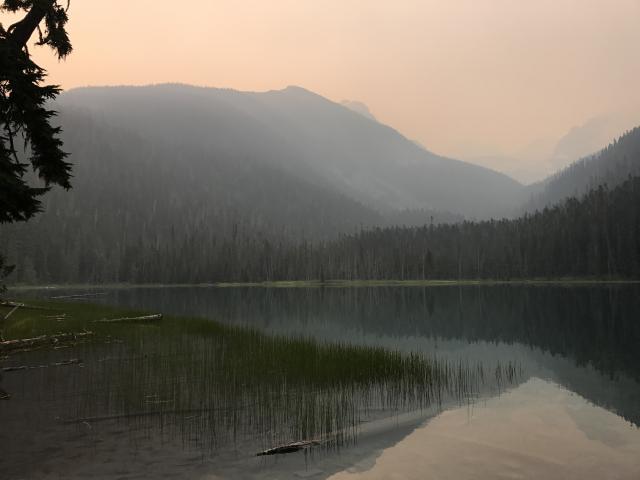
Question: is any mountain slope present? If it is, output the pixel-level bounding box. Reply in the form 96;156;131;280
550;112;640;171
1;108;389;283
525;126;640;211
58;84;524;219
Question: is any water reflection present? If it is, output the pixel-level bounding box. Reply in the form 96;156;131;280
8;284;640;478
33;286;639;367
328;378;640;480
28;284;640;422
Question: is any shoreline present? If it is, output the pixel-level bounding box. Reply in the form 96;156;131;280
7;278;640;291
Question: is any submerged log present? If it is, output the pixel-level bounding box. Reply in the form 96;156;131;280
256;440;321;456
95;314;162;324
0;332;94;354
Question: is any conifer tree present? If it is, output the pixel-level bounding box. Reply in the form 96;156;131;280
1;0;72;221
1;0;73;289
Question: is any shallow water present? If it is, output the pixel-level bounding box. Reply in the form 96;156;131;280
4;284;640;478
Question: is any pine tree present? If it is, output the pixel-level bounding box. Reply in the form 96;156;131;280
1;1;73;289
1;0;73;222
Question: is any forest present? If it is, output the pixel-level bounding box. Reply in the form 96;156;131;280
3;173;639;284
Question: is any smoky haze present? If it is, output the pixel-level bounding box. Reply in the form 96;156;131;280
29;0;640;183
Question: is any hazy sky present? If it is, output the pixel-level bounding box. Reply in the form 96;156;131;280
15;0;640;180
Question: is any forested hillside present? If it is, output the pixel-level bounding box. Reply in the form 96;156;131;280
303;176;640;281
526;127;640;211
58;84;524;219
4;172;639;283
0;107;457;284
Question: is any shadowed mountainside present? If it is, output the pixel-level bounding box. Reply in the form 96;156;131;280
58;84;524;219
525;126;640;212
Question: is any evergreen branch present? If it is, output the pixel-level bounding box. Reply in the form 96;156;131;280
6;0;56;51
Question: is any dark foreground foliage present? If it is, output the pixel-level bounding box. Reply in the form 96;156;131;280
0;0;72;222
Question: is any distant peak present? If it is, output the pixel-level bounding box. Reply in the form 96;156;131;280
276;85;318;96
283;85;309;92
340;100;377;122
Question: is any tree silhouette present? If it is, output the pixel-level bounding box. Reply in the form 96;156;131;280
1;0;72;220
1;0;73;289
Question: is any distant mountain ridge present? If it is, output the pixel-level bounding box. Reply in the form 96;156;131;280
550;112;640;171
58;84;523;219
525;126;640;212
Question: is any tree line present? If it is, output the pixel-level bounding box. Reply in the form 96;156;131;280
3;174;640;284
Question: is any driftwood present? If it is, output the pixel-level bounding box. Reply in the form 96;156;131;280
0;301;50;310
0;301;24;308
256;440;321;456
3;304;21;321
0;332;94;354
2;358;82;372
94;314;162;324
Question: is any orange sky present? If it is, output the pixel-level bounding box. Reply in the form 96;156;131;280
7;0;640;180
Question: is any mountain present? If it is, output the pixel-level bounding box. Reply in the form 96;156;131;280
549;112;640;171
3;84;639;284
462;111;640;185
57;84;523;219
1;83;519;284
340;100;377;122
525;126;640;211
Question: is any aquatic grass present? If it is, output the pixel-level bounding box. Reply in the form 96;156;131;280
1;300;523;454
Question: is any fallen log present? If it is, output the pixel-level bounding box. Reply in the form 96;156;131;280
0;332;94;354
0;301;51;311
94;314;162;324
256;440;321;456
0;301;24;308
3;304;21;321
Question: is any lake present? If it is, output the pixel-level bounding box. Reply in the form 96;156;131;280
2;284;640;479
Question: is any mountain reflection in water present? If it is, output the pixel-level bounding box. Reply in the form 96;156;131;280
7;284;639;479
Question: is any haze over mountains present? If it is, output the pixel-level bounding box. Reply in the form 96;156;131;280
525;125;640;212
58;84;523;220
54;83;638;222
3;83;640;284
464;110;640;184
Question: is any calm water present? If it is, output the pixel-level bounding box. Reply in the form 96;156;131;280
4;284;640;479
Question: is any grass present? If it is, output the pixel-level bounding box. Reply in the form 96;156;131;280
0;299;523;453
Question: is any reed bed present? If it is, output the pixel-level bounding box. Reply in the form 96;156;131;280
1;301;523;455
